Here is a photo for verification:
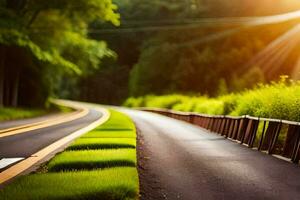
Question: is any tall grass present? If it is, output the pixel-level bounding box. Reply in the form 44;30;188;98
124;79;300;121
0;108;47;121
0;102;73;122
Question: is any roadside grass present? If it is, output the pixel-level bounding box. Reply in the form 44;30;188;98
0;107;47;121
47;149;136;172
123;78;300;122
0;102;73;122
82;130;136;138
0;168;138;200
0;109;139;200
67;138;136;150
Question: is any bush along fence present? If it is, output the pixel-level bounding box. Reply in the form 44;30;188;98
142;108;300;164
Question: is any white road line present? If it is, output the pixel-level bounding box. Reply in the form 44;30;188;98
0;158;24;170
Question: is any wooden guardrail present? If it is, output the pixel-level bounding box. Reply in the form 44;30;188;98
141;108;300;164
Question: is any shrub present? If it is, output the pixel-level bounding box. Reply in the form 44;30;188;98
123;79;300;121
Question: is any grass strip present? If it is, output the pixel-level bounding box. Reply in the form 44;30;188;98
0;167;138;200
95;110;135;130
0;109;139;200
82;130;136;138
67;138;136;150
47;149;136;172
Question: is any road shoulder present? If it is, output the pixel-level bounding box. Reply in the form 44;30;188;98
137;127;166;200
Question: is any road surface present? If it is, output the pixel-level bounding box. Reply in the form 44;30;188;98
0;109;102;170
121;109;300;200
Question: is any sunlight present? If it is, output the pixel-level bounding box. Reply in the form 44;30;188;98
248;9;300;25
241;23;300;78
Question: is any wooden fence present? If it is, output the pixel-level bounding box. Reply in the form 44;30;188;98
142;108;300;164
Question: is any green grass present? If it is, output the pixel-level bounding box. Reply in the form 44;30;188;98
0;108;139;200
0;102;73;122
124;78;300;122
67;138;136;150
0;168;138;200
0;107;47;121
82;130;136;138
97;110;135;130
47;149;136;172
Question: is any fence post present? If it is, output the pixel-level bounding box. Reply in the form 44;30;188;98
240;117;249;144
268;121;282;155
291;125;300;163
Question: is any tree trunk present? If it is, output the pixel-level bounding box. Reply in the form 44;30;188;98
0;46;5;108
4;77;10;107
12;68;20;107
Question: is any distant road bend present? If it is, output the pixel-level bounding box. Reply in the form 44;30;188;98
0;106;103;172
120;108;300;200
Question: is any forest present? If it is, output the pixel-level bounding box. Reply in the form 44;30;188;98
1;0;300;108
0;0;119;108
77;0;300;104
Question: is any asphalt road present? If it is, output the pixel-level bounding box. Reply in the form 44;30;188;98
0;109;102;158
121;109;300;200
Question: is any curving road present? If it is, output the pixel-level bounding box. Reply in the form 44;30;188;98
0;108;102;171
120;109;300;200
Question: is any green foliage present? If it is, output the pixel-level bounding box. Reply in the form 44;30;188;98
231;78;300;121
0;101;72;122
128;21;297;96
123;96;146;108
0;107;46;121
0;0;120;107
143;94;187;109
0;29;80;73
68;0;300;104
1;0;120;73
124;79;300;121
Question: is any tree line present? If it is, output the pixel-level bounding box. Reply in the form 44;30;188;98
72;0;300;105
0;0;119;107
2;0;300;107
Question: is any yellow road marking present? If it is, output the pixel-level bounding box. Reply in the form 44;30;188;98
0;106;110;185
0;106;89;138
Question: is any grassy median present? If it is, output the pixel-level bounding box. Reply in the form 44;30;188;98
67;138;136;150
47;149;137;172
0;109;139;200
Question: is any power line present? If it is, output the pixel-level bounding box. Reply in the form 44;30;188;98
88;10;300;34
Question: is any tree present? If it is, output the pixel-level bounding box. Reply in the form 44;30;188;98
0;0;119;107
68;0;300;103
126;0;300;97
